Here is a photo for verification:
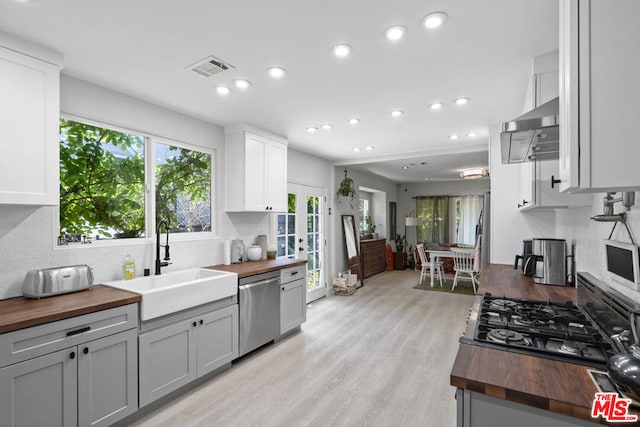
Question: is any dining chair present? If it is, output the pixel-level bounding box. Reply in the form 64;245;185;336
451;247;477;293
416;243;443;287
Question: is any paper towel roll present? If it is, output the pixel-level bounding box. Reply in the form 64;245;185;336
223;240;231;265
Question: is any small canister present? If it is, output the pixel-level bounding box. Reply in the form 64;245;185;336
231;239;245;264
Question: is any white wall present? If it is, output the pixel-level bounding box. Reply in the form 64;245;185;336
397;179;491;249
556;193;640;302
488;124;555;264
0;76;230;299
0;76;342;300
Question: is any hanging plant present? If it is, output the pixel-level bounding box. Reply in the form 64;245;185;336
336;168;356;201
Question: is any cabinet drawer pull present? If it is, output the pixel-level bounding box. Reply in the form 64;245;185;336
282;286;285;291
66;326;91;337
83;347;89;355
199;319;204;325
290;271;298;275
192;321;197;327
69;351;76;360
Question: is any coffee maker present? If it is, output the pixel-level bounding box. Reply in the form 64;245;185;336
531;238;568;286
514;239;535;276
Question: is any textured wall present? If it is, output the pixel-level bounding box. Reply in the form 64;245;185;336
556;192;640;302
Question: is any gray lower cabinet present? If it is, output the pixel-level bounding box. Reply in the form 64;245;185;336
280;266;306;335
138;303;238;407
456;389;599;427
0;304;138;427
0;347;77;427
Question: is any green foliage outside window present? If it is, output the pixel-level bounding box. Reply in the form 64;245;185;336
59;119;212;241
60;119;145;239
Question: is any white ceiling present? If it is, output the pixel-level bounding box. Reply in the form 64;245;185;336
0;0;558;182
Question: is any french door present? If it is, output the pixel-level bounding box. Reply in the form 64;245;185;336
277;183;326;303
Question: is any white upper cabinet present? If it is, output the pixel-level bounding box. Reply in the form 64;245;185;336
0;35;63;205
224;125;288;212
518;51;590;211
518;159;592;211
559;0;640;192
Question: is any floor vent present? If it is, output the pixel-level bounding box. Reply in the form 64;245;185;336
186;55;235;78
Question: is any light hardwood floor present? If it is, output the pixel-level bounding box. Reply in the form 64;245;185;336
127;269;474;427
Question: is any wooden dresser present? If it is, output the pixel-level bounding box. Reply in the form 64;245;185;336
360;238;387;278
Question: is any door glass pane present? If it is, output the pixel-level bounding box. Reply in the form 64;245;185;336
277;215;285;235
288;215;296;234
277;236;286;257
287;235;295;257
288;193;296;213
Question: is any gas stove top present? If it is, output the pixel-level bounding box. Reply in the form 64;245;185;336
472;295;616;366
459;273;640;368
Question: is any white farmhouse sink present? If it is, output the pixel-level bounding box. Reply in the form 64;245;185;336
106;268;238;321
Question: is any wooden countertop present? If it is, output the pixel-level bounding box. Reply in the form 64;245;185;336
0;285;141;334
205;258;307;279
450;264;634;425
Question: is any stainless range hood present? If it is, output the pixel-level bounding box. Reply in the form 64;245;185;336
500;97;559;164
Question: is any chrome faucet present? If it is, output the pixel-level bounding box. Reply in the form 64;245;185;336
155;220;171;275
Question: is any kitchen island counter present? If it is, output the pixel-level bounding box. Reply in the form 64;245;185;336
450;264;635;425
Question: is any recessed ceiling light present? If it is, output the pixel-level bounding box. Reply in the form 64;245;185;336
449;134;459;140
234;79;252;90
333;44;352;58
267;67;287;79
306;127;318;133
424;177;429;181
215;86;231;96
365;146;374;151
467;132;477;137
453;97;470;105
402;166;409;170
391;109;404;117
385;25;407;41
422;12;448;29
349;118;360;125
321;124;332;130
354;147;361;152
429;102;444;110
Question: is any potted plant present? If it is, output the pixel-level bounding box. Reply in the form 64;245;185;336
365;215;376;238
336;168;356;202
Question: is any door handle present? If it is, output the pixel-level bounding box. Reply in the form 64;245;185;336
551;175;561;189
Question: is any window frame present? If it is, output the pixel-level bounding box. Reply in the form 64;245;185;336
55;114;217;249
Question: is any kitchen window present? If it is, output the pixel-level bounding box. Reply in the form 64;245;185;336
58;117;214;245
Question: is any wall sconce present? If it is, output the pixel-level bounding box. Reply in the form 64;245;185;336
460;168;488;179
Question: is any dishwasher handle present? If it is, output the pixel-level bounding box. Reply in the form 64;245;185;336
239;277;279;290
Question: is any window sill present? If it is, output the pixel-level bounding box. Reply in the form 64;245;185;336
53;233;221;250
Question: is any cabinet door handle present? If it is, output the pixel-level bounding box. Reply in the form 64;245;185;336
83;347;89;355
69;351;76;360
282;286;285;291
199;319;204;325
66;326;91;337
192;321;197;327
551;175;561;189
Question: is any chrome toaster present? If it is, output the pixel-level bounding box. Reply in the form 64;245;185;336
22;265;94;298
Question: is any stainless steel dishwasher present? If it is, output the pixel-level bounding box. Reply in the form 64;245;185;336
238;270;280;356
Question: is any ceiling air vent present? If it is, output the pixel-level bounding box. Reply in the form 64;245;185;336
186;55;235;78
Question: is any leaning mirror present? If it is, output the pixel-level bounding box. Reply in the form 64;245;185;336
342;214;362;286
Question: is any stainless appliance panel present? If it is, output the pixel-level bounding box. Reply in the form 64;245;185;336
22;265;94;298
238;272;280;356
532;238;567;286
